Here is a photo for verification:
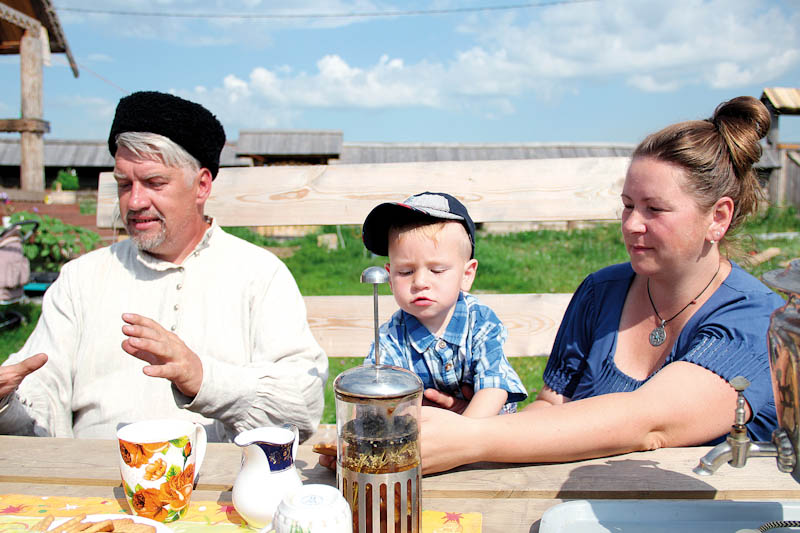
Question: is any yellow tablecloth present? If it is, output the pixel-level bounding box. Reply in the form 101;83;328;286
0;493;241;532
0;494;481;532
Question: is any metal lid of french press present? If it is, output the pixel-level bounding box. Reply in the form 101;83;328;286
763;258;800;294
334;365;423;400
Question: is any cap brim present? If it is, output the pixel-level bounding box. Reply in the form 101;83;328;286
362;203;440;256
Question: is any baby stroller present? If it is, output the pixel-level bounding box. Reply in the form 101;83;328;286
0;219;39;331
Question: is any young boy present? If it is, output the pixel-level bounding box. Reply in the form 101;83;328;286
361;192;527;417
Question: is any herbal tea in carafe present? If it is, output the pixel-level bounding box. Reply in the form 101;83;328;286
334;364;423;533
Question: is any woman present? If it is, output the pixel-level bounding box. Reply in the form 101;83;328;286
420;95;785;474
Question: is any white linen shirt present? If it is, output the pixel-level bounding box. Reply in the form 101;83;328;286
0;220;328;442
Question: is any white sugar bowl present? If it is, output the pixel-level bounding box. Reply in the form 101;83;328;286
272;484;352;533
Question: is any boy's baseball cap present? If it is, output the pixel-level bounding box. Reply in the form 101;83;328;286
362;192;476;258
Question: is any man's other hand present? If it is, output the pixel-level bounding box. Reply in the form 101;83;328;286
121;313;203;398
0;353;48;397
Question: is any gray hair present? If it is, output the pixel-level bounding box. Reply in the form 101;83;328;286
115;131;201;186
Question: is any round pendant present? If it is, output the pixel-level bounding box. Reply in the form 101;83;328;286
649;326;666;347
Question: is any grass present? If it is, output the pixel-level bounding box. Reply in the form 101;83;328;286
0;302;41;363
2;205;799;423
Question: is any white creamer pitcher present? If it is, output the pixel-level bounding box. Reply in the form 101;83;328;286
232;424;302;529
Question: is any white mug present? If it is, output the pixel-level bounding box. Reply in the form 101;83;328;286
117;419;207;523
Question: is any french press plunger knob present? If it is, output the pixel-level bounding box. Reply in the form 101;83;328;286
360;266;389;366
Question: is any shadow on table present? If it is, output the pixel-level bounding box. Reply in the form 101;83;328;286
111;486;132;512
529;457;735;533
556;458;716;498
295;456;338;486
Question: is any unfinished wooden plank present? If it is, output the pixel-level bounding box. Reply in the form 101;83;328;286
97;157;629;228
305;293;572;357
0;118;50;133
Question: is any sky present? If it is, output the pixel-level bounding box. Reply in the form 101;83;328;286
1;0;799;145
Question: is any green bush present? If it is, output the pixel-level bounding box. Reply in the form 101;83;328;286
9;211;104;272
53;168;79;190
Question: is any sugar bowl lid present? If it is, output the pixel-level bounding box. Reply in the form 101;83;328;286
271;484;351;533
334;364;423;400
763;258;800;295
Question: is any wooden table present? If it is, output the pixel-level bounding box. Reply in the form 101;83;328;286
2;435;800;532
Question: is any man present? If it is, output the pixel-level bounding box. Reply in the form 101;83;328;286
0;91;327;441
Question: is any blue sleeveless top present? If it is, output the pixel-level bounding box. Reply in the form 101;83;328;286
543;262;784;444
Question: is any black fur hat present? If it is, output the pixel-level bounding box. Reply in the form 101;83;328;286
108;91;226;179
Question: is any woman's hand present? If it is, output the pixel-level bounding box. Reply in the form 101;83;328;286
420;405;480;474
318;453;336;471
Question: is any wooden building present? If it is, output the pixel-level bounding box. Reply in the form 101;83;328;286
0;0;78;192
236;130;343;166
761;87;800;207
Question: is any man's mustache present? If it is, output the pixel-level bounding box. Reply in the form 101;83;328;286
126;210;165;224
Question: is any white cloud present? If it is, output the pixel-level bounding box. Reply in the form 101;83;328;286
449;0;800;93
54;95;117;121
707;62;756;89
72;0;793;132
706;48;800;89
87;53;113;63
204;54;443;113
55;0;385;46
627;75;682;93
204;0;799;122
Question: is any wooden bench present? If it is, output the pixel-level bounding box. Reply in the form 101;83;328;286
96;157;629;358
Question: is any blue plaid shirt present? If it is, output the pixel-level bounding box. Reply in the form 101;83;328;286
365;292;527;412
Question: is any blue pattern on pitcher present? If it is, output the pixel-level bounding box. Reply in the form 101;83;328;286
256;440;294;472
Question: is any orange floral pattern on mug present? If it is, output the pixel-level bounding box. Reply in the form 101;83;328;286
120;436;194;523
119;440;169;469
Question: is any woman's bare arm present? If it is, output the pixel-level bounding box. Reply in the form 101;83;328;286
420;361;739;474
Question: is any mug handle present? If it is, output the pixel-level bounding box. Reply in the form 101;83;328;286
192;423;207;486
283;423;299;461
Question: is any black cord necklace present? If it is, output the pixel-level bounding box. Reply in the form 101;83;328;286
647;262;721;347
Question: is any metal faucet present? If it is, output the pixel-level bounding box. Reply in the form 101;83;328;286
693;376;795;475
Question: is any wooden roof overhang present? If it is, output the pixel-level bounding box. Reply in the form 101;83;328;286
0;0;78;134
0;0;78;75
762;88;800;115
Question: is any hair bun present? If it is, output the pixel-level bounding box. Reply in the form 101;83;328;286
711;96;771;177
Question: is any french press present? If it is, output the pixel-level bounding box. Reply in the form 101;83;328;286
333;266;424;533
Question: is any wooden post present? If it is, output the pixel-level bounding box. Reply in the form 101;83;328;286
20;25;44;192
766;106;780;147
